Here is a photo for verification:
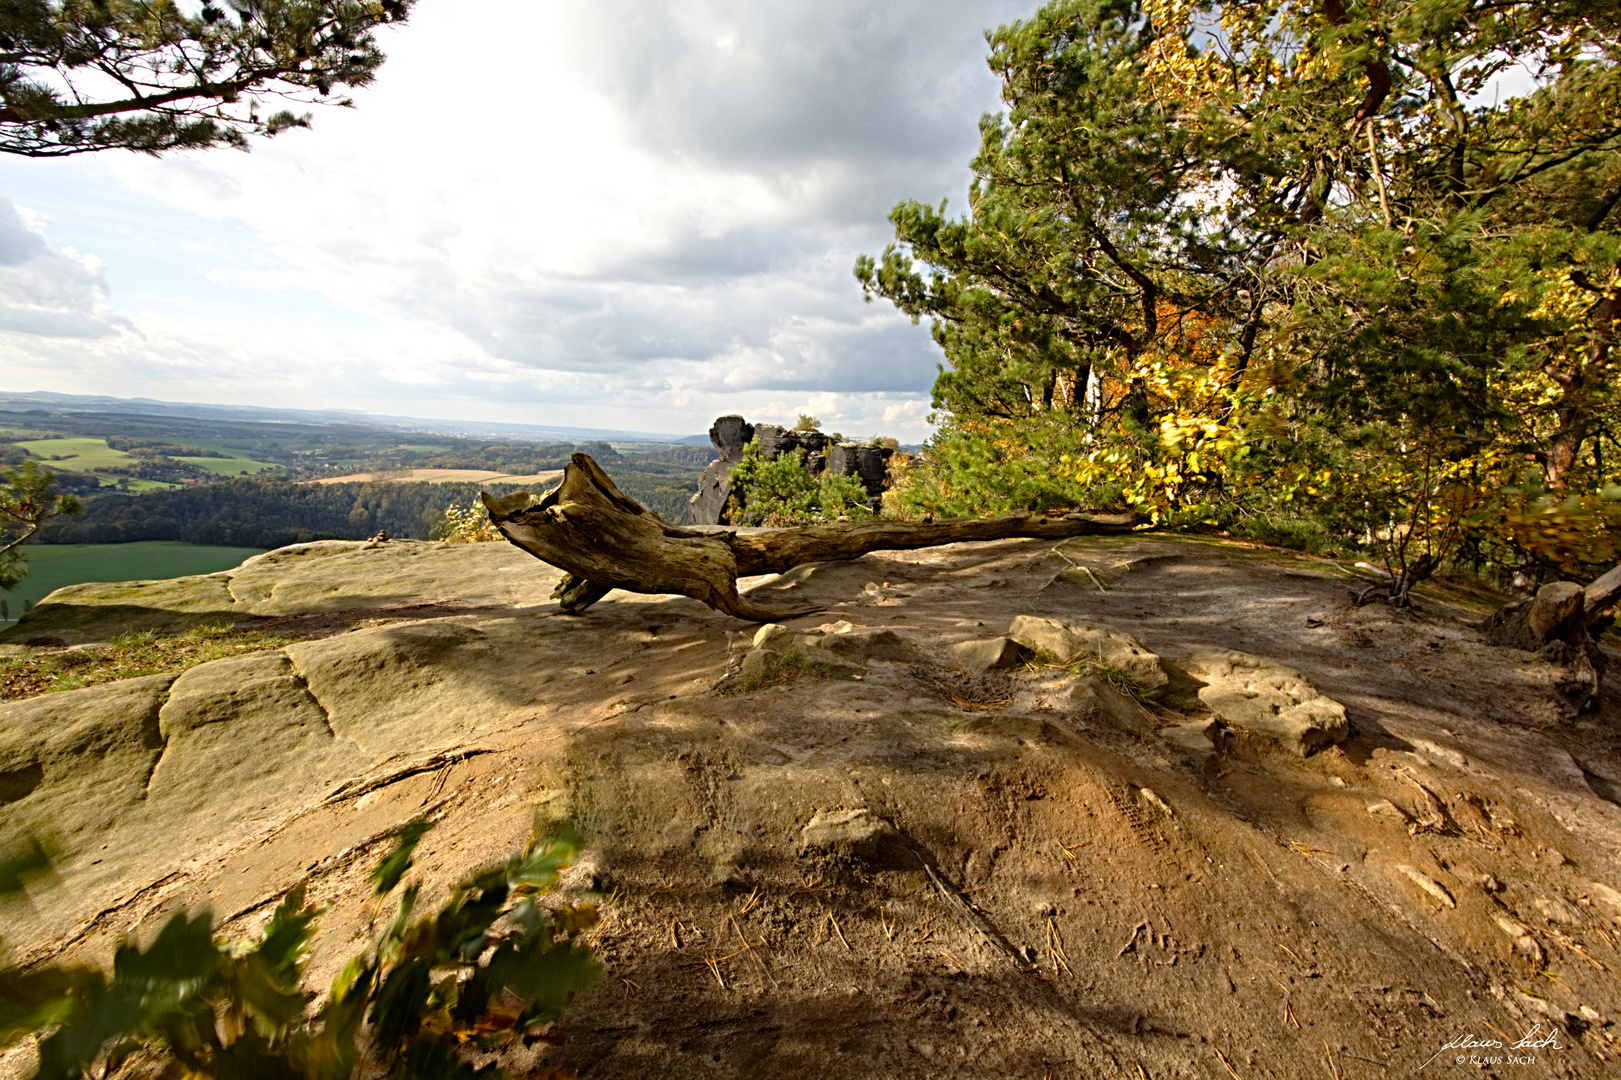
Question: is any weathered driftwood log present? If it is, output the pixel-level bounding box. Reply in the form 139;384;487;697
482;453;1139;621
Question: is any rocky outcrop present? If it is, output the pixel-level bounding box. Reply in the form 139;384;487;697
1007;615;1169;691
949;636;1031;674
683;415;897;525
1182;649;1349;756
754;424;829;475
683;415;755;526
0;537;550;647
4;535;1619;1079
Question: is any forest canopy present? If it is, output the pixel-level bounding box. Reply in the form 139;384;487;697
34;461;708;548
858;0;1621;593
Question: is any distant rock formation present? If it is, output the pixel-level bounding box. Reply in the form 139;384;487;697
754;423;829;474
683;416;894;526
685;415;754;526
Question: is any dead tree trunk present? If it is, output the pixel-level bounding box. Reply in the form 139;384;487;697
481;453;1139;621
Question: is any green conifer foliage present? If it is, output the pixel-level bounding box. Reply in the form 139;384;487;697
860;0;1621;581
0;1;415;156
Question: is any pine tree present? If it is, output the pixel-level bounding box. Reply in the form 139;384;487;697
0;1;415;157
859;0;1621;579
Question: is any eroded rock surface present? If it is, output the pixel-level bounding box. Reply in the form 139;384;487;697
1183;649;1349;756
949;636;1031;673
1008;614;1169;690
2;536;1620;1080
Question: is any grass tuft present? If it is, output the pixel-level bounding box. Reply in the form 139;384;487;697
1028;646;1161;702
1;622;293;700
720;645;834;695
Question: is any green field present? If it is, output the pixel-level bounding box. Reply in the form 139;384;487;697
175;456;280;475
9;437;280;485
0;542;267;624
14;437;134;469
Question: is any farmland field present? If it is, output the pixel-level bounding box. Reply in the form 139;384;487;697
0;542;266;624
310;468;563;486
8;437;280;486
175;456;281;475
13;437;134;469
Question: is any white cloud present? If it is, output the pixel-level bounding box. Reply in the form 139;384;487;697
0;198;130;338
0;0;1031;440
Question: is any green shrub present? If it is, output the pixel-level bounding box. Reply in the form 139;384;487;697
0;821;599;1080
727;441;874;526
1234;515;1334;555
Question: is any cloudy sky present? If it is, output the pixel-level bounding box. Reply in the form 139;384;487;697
0;0;1033;440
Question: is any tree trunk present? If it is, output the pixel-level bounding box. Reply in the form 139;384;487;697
481;453;1139;621
1483;578;1611;714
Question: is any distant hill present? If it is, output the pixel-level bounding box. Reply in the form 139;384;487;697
0;390;704;445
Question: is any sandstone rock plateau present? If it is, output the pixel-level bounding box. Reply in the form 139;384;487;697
3;535;1621;1078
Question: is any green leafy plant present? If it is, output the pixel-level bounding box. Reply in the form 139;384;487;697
1;462;83;591
858;0;1621;590
0;821;600;1080
726;441;876;526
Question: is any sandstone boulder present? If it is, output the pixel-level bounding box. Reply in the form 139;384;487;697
740;648;776;679
752;623;792;649
819;628;917;663
799;808;909;868
1183;649;1348;756
1008;615;1168;690
950;637;1031;674
1043;675;1150;735
1160;717;1218;755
